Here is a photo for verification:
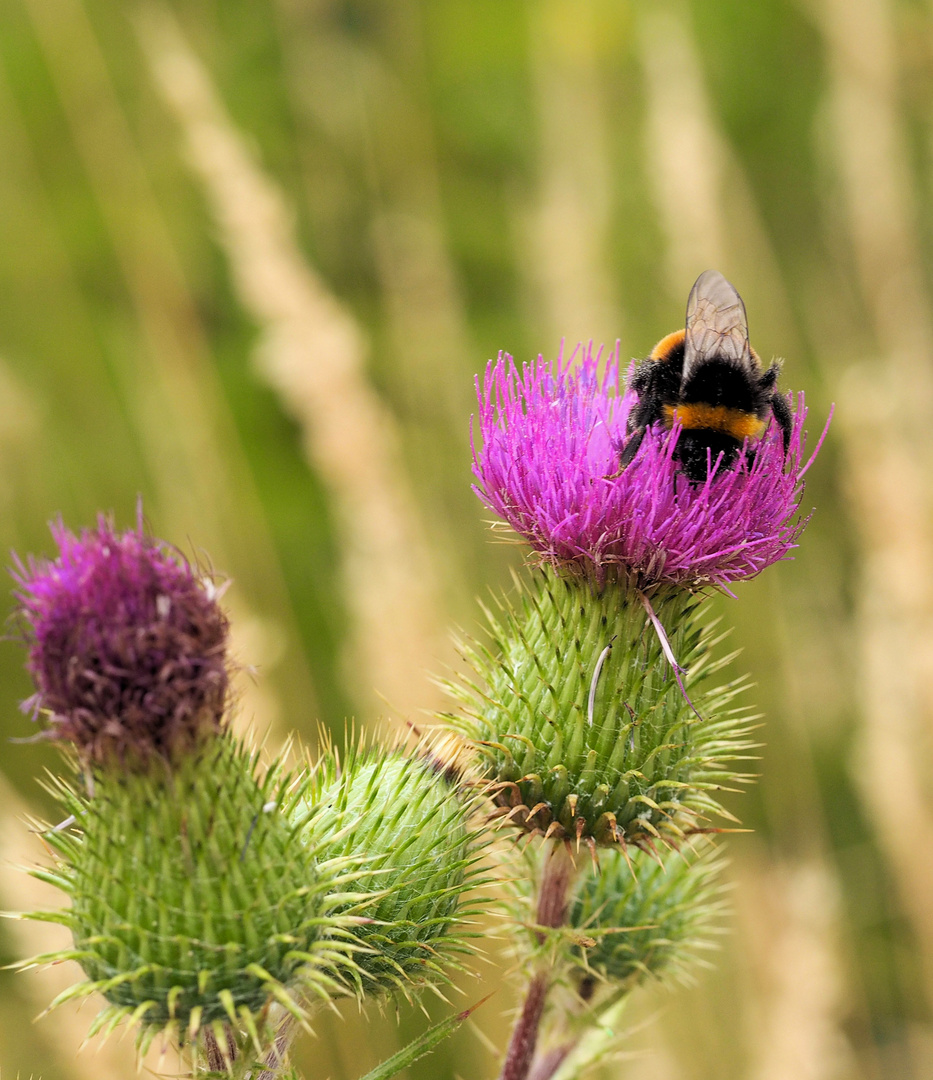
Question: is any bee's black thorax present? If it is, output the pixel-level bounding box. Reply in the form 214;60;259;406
680;357;765;416
618;270;794;484
632;340;683;398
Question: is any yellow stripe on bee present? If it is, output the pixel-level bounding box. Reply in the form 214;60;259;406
664;403;766;439
650;329;686;362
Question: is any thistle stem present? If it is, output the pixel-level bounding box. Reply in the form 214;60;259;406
202;1026;237;1072
253;1018;295;1080
499;972;550;1080
497;842;576;1080
527;984;631;1080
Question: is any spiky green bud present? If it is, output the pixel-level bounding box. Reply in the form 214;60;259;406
447;569;755;849
22;735;356;1057
295;744;486;995
568;842;726;992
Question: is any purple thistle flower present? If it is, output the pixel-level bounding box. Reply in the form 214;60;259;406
472;345;829;590
13;513;230;765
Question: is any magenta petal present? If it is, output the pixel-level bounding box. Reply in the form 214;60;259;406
472;344;828;588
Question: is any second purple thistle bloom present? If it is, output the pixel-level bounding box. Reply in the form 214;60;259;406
14;515;230;764
473;346;827;590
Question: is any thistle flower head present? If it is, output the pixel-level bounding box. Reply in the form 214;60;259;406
24;736;359;1058
14;513;230;765
473;347;826;589
447;570;755;850
296;741;487;996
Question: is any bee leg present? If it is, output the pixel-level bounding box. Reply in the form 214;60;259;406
606;427;646;479
743;443;758;471
769;392;793;454
618;426;646;467
760;362;781;391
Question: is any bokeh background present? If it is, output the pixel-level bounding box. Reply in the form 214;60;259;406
0;0;930;1077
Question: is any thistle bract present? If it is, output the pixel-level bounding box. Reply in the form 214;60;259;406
473;348;824;589
28;735;353;1054
447;570;755;849
296;745;485;994
14;514;229;765
568;842;725;990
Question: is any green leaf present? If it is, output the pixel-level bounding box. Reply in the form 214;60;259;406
355;994;492;1080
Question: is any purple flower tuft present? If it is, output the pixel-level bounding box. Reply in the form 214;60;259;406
14;513;230;765
472;346;829;590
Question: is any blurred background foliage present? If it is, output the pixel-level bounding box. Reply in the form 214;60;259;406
0;0;930;1077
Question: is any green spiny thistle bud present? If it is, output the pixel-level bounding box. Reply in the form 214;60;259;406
567;842;726;993
22;734;357;1058
295;742;486;996
446;569;755;850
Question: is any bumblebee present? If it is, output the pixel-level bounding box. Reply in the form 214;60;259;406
619;270;793;483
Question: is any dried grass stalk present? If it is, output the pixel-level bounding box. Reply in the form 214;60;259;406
138;4;443;718
817;0;933;1007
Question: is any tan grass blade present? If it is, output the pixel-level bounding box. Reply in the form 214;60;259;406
741;862;859;1080
137;3;444;720
814;0;933;1010
635;4;726;293
18;0;316;737
522;0;619;348
633;8;858;1072
272;0;476;675
633;1;797;350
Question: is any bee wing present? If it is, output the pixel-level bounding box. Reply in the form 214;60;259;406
682;270;752;385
